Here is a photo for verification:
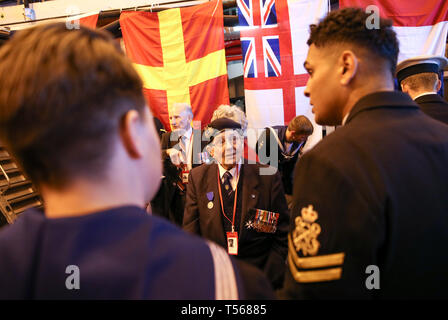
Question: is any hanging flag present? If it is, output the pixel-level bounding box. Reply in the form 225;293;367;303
339;0;448;63
120;0;229;130
67;12;99;29
79;14;99;28
237;0;329;151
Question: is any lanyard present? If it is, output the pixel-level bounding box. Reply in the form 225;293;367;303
267;127;302;158
216;165;239;233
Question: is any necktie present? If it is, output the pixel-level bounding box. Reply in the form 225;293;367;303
222;171;233;197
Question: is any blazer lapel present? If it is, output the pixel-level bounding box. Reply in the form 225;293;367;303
239;164;259;233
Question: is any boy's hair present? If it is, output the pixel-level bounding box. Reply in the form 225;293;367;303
307;7;399;75
401;73;439;92
288;115;314;135
0;23;146;189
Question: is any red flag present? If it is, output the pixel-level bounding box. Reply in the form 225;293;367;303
340;0;448;63
120;0;229;130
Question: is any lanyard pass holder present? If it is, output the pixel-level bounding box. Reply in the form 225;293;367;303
226;226;238;255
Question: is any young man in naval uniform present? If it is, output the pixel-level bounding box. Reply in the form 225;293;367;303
0;23;273;300
255;115;314;206
280;8;448;299
396;55;448;125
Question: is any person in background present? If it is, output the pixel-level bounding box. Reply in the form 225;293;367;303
280;8;448;299
0;23;273;300
151;102;207;226
255;115;313;207
396;55;448;125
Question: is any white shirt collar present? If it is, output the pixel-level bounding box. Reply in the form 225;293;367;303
218;162;241;179
218;162;241;191
413;91;437;100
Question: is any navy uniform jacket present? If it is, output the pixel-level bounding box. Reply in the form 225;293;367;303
183;163;290;289
255;126;306;195
0;206;274;299
151;129;208;226
414;93;448;125
280;91;448;299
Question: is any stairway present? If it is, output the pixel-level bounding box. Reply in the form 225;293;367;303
0;145;43;227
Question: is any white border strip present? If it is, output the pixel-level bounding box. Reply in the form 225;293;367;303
207;241;239;300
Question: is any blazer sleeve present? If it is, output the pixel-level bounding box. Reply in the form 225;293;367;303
263;170;289;290
182;169;201;235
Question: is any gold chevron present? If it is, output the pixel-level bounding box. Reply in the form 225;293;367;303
288;254;343;283
288;234;345;269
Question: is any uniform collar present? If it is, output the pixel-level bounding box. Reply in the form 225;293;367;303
413;92;437;100
345;91;418;125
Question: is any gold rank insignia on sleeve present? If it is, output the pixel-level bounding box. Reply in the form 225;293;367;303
288;205;345;283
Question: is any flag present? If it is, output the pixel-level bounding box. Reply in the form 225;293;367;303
67;12;99;29
120;0;229;130
339;0;448;63
237;0;329;151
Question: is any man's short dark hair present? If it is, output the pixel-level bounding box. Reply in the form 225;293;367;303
0;23;146;189
307;7;399;75
401;72;439;92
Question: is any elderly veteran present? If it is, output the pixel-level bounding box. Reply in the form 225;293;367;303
183;118;290;289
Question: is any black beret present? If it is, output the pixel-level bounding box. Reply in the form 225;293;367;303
208;118;241;131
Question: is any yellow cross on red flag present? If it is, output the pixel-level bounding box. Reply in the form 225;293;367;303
120;0;229;130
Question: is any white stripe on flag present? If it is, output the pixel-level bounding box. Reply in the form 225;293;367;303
245;88;285;130
289;0;329;152
394;21;448;63
294;87;322;154
289;0;329;76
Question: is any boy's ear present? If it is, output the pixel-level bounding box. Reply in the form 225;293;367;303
436;79;442;92
120;110;144;159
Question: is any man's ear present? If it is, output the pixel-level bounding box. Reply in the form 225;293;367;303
339;50;358;86
120;110;145;159
401;82;409;94
436;78;442;92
